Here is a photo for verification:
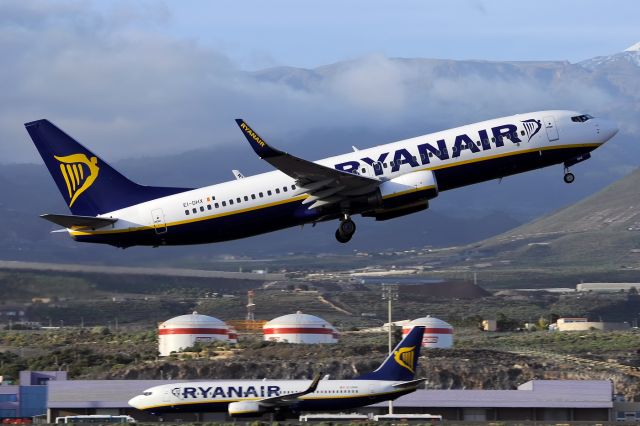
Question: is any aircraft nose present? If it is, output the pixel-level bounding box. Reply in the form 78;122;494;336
128;395;143;409
597;118;619;142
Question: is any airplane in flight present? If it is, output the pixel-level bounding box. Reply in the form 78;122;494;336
128;326;425;418
25;110;618;246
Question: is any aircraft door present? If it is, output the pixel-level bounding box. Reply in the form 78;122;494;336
543;116;559;141
151;208;167;234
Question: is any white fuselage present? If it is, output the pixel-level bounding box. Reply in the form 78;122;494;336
129;378;410;413
70;110;617;246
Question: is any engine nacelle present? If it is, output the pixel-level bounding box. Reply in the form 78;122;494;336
228;400;263;417
363;170;438;220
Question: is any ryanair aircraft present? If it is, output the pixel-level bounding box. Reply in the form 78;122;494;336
128;326;425;417
25;111;617;246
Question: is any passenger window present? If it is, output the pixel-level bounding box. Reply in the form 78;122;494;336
215;203;219;208
521;130;525;136
361;168;366;173
267;190;272;196
283;186;287;192
390;161;395;167
275;188;280;194
236;197;241;203
229;199;234;205
476;141;481;146
192;208;196;214
185;210;189;215
429;152;433;157
491;137;496;142
412;156;417;162
259;192;264;198
222;201;227;206
244;196;249;201
291;185;296;190
207;205;212;210
200;206;204;212
383;163;387;168
251;194;256;200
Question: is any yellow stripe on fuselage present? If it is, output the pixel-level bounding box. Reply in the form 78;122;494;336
70;143;601;237
137;388;409;411
69;195;308;236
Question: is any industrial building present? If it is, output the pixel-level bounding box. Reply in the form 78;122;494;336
371;380;616;422
263;311;338;344
158;312;230;356
0;371;66;419
576;282;640;292
40;376;637;422
551;317;630;332
402;316;453;348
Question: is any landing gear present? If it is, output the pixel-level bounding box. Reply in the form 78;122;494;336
563;164;575;184
335;215;356;243
563;172;575;184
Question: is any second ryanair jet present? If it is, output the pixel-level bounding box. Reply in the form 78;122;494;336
25;111;617;246
128;326;426;418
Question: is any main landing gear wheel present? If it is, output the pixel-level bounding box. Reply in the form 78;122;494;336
564;172;575;184
335;218;356;243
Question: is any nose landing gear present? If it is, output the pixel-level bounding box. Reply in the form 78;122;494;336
335;215;356;243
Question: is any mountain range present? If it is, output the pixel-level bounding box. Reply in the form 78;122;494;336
1;46;639;265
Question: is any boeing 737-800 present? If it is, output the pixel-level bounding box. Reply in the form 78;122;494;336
25;110;617;246
128;326;425;418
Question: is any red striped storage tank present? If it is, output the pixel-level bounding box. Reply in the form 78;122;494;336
402;316;453;348
227;326;238;344
263;311;338;344
158;311;228;356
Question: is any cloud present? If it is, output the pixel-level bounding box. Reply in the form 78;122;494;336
0;0;636;168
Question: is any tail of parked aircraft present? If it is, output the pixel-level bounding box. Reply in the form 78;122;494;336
25;119;190;217
356;326;425;381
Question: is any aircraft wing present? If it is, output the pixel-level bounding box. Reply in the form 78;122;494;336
41;213;117;230
256;373;322;407
236;119;380;209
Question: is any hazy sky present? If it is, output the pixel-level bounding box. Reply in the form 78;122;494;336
1;0;638;163
166;0;638;69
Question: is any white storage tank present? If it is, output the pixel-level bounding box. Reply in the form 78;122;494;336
158;311;229;356
263;311;338;344
402;315;453;348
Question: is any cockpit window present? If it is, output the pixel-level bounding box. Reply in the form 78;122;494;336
143;391;153;396
571;114;594;123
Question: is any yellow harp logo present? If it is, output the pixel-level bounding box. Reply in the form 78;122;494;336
394;346;416;373
54;154;99;207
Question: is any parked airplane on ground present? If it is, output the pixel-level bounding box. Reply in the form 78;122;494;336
128;326;425;417
25;111;617;246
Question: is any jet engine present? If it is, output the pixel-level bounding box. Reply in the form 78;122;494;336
363;170;438;221
228;400;263;417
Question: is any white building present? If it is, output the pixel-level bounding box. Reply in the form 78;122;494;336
576;283;640;292
158;312;229;356
263;311;338;344
402;316;453;348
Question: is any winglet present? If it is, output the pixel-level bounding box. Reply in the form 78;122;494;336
235;119;281;158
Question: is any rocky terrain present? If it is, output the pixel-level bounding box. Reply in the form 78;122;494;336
101;348;640;401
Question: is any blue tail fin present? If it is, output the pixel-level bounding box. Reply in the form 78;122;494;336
25;119;191;216
356;326;425;381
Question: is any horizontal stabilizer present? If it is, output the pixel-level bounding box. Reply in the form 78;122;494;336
392;378;427;389
41;214;118;230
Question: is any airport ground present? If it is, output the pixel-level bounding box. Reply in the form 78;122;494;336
1;266;640;403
